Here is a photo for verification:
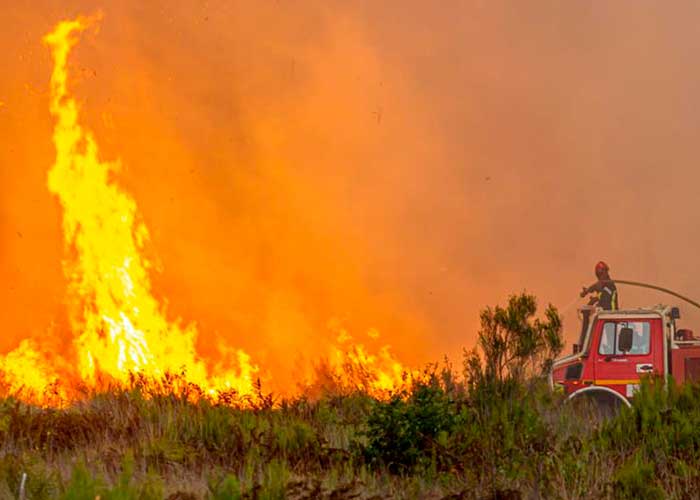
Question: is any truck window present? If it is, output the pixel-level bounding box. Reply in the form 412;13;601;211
599;323;616;355
598;321;650;355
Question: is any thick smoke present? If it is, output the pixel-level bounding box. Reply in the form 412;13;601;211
2;1;700;388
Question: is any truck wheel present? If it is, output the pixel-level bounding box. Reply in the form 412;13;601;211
568;389;628;420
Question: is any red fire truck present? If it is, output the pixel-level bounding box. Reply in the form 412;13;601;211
550;299;700;411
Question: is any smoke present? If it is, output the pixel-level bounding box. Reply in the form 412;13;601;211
2;1;700;387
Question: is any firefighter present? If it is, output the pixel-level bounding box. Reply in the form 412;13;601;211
580;261;619;310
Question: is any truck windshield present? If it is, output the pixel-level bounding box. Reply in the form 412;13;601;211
599;321;650;355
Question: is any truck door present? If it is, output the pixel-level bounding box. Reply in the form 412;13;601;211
593;318;662;399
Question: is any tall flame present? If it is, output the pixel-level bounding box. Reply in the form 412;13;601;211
0;15;414;405
42;15;256;397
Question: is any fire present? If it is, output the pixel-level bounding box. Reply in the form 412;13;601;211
0;15;414;405
325;319;409;394
0;339;59;397
1;15;257;402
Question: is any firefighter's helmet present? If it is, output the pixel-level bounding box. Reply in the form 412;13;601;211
595;261;609;276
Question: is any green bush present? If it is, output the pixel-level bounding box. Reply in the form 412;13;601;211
612;452;664;500
210;474;242;500
362;376;461;472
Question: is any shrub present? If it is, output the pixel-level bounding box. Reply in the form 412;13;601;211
612;452;664;500
362;376;461;472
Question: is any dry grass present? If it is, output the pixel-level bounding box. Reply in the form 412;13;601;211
1;373;700;499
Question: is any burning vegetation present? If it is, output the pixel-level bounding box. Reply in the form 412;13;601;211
5;5;700;499
0;16;411;406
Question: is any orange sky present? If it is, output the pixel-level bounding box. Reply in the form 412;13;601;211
2;1;700;387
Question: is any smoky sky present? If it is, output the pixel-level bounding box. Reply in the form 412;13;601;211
2;1;700;385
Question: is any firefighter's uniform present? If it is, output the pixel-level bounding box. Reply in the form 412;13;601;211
586;281;619;311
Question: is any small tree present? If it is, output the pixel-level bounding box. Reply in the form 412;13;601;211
466;292;563;391
462;293;563;496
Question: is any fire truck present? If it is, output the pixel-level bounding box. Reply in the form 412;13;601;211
550;281;700;411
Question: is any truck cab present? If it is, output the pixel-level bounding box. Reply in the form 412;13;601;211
550;305;700;409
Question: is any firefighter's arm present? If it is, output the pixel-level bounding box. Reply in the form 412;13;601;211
580;281;603;298
581;282;595;297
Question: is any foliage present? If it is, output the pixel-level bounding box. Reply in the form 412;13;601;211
3;294;700;498
612;452;665;500
2;369;700;498
363;372;462;472
467;292;563;391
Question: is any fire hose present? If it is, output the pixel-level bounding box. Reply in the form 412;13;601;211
604;279;700;311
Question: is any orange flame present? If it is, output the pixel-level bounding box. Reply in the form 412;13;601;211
326;319;410;394
0;15;414;405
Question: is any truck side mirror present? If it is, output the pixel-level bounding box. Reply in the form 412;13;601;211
618;327;634;353
671;307;681;320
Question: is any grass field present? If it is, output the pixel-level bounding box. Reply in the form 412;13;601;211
2;295;698;499
1;368;700;500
